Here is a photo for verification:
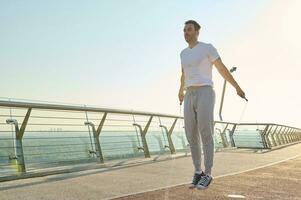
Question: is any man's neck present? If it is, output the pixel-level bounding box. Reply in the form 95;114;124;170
188;40;199;49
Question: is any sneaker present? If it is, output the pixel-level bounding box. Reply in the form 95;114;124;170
196;174;213;189
189;171;205;188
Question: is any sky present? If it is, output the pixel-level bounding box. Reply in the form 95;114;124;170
0;0;300;127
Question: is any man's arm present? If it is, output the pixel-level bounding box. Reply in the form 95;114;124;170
178;67;185;105
179;67;185;92
213;58;240;89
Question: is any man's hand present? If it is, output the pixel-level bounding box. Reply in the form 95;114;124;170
178;89;184;105
236;87;247;101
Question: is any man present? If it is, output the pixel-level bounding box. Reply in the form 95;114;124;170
178;20;246;189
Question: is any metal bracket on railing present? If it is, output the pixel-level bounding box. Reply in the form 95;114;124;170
132;122;151;158
260;125;270;149
215;126;229;148
132;116;152;158
88;150;97;155
132;123;144;150
6;110;30;174
164;145;171;151
6;119;26;173
137;146;145;152
8;155;18;160
159;124;176;154
84;121;104;163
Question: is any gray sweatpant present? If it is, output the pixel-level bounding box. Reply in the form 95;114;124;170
183;85;216;174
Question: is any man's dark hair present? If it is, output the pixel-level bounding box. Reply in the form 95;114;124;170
185;20;201;31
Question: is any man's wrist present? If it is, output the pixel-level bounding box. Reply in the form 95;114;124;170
235;85;241;91
232;81;240;90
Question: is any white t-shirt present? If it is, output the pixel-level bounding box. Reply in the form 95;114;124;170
180;41;220;90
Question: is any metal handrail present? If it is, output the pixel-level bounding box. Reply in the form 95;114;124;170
0;100;180;118
1;100;299;130
0;99;300;177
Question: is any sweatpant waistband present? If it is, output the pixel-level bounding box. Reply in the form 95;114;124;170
185;85;213;92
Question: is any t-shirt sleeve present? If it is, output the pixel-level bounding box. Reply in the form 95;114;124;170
207;43;220;63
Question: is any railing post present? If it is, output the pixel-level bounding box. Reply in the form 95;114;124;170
275;126;283;146
279;127;288;145
290;129;294;142
159;118;177;154
229;124;237;147
279;127;286;144
285;128;290;143
292;129;297;142
280;126;286;145
260;125;270;149
220;123;229;147
6;108;31;173
288;128;294;143
275;126;284;146
84;112;107;164
265;125;273;148
270;125;279;147
294;129;297;142
283;127;290;144
132;116;153;158
285;128;292;143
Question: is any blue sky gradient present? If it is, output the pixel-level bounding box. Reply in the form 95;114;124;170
1;0;300;126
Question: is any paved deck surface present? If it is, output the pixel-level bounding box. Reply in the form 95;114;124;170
0;142;301;200
114;155;301;200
